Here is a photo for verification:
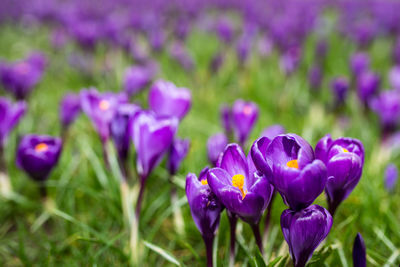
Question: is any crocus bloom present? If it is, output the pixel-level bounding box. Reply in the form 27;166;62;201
215;17;234;44
132;111;178;180
389;66;400;90
370;90;400;133
149;80;191;120
210;52;224;73
350;52;370;78
331;77;349;107
357;71;380;106
231;100;258;146
220;105;232;137
59;93;81;130
393;38;400;65
16;134;62;181
207;133;228;166
308;65;323;91
80;88;128;142
353;233;366;267
281;205;333;267
252;134;326;211
110;103;140;162
169;42;194;71
384;164;398;192
315;135;364;215
208;144;274;224
261;124;285;139
280;46;302;76
0;97;26;146
123;64;156;97
167;138;190;175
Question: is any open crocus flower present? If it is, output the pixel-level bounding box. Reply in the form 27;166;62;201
167;138;190;176
0;97;26;147
252;134;327;211
59;93;81;131
231;100;258;147
208;143;274;225
281;205;333;267
80;88;128;142
186;168;223;267
315;134;364;215
148;80;191;120
207;133;228;167
16;134;62;182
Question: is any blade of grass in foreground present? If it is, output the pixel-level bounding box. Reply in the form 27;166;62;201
143;240;181;266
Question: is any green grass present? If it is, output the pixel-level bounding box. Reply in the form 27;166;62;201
0;22;399;266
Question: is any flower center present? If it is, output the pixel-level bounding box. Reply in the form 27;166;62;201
16;63;30;75
35;143;48;152
286;159;299;169
232;174;247;200
243;105;252;115
99;100;110;110
342;147;349;153
201;179;208;185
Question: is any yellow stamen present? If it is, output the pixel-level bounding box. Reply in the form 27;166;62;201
286;159;299;169
35;143;48;152
243;105;252;115
201;179;208;185
342;148;349;153
99;100;110;110
232;174;247;200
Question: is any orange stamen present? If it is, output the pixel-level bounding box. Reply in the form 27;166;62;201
35;143;48;152
232;174;247;200
286;159;299;169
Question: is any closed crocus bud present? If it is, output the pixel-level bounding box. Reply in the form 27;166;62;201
208;144;274;224
256;134;327;211
149;80;191;120
231;100;258;146
0;97;26;146
315;135;364;215
331;77;349;107
389;65;400;90
281;205;333;267
261;124;285;139
207;133;228;167
353;233;366;267
80;88;128;142
357;71;380;106
210;52;224;73
350;52;370;78
384;164;398;192
220;105;232;137
16;134;62;181
215;17;234;44
370;90;400;134
308;65;323;91
167;138;190;175
110;104;140;162
59;93;81;130
132;111;178;180
123;64;156;97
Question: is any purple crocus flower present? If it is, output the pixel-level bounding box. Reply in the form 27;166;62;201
59;93;81;131
207;143;274;225
186;168;223;266
370;90;400;134
209;52;224;73
80;88;128;142
308;65;323;91
393;37;400;65
280;46;302;76
260;124;285;139
252;134;327;211
331;77;349;107
169;42;194;71
315;39;328;61
353;233;366;267
220;104;232;137
384;164;398;192
16;134;62;182
215;17;234;44
350;52;370;78
231;100;258;146
167;138;190;175
207;133;228;167
0;97;26;146
281;205;333;267
357;71;380;106
149;80;192;121
389;65;400;90
315;134;364;215
123;64;156;97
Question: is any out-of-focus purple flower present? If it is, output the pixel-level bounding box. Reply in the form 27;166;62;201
59;93;81;130
149;80;191;120
110;103;140;162
231;100;258;146
215;17;234;44
393;37;400;65
208;144;274;224
308;65;323;91
220;104;232;137
167;138;190;175
207;133;228;167
280;46;302;76
350;52;370;78
281;205;333;267
257;35;273;58
132;111;178;180
384;163;398;192
123;64;157;97
169;42;194;71
357;71;380;106
0;97;26;146
389;65;400;90
149;29;166;52
252;134;326;211
353;233;366;267
16;134;62;181
261;124;285;139
80;88;128;142
186;168;223;251
315;39;328;61
236;34;252;65
209;52;224;73
51;28;68;49
370;90;400;133
315;135;364;215
331;77;349;107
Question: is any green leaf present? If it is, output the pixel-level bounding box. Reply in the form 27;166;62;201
143;240;181;266
250;250;267;267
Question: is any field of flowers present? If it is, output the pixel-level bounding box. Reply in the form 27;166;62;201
0;0;400;266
